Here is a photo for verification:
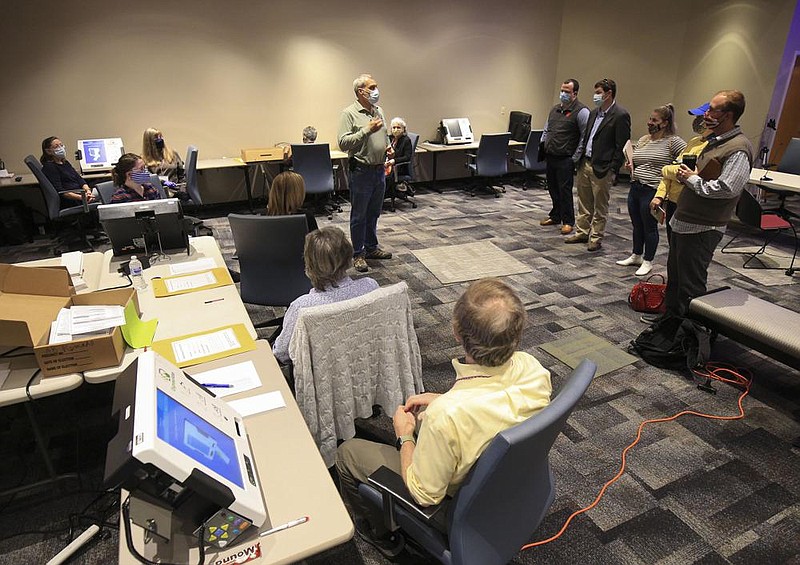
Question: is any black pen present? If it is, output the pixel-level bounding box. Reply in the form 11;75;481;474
204;298;224;304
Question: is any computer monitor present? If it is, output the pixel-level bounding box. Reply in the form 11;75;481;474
76;137;125;173
105;351;267;546
441;118;474;145
98;198;190;257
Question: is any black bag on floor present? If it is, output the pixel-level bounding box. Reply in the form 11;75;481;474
630;315;713;370
0;200;35;246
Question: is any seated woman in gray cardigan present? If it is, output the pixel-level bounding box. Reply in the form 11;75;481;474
272;226;378;364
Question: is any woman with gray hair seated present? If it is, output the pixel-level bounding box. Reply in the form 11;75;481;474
385;117;414;198
272;226;378;364
302;126;318;144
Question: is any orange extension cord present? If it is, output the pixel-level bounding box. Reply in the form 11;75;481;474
521;362;752;551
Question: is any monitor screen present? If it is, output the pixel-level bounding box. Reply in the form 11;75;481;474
157;389;244;488
98;198;189;256
443;118;463;138
77;138;125;172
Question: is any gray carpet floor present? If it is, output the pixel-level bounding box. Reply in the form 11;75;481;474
1;178;799;564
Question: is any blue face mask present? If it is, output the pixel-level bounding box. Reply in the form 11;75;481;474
53;146;67;158
131;171;151;184
592;93;604;107
364;87;380;106
559;92;572;104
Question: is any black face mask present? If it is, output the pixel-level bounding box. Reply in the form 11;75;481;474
647;123;662;135
155;138;165;149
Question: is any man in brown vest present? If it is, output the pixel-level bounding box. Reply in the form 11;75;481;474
664;90;754;317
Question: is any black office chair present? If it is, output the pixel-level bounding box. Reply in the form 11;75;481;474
721;189;798;276
508;110;531;143
385;132;419;211
510;129;547;190
465;133;512;197
359;359;597;565
777;137;800;175
24;155;100;251
178;146;211;236
291;143;342;220
97;175;166;205
228;213;313;341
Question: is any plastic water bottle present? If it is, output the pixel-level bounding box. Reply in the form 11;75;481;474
129;255;147;290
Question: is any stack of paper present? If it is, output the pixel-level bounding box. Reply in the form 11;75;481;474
48;305;125;344
61;251;88;291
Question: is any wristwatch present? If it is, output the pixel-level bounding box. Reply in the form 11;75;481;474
396;434;416;449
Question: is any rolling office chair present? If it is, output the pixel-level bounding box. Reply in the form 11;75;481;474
465;133;512;197
228;213;313;341
385;132;420;211
359;359;597;565
291;143;342;220
510;129;547;190
508;111;532;143
24;155;101;252
180;146;210;236
721;189;798;276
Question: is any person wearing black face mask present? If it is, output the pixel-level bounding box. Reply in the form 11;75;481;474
142;127;184;183
617;104;686;277
40;135;97;208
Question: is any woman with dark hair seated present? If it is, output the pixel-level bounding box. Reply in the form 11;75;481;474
272;226;378;364
110;153;162;203
267;171;318;231
40;136;97;208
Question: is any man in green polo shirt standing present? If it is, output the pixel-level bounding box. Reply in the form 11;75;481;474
338;74;393;273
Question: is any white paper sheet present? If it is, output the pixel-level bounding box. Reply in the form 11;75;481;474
69;305;126;335
165;271;217;293
60;251;84;276
227;391;285;417
171;328;241;364
169;258;217;276
191;361;261;398
50;316;111;344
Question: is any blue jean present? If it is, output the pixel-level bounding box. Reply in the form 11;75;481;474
349;165;385;256
627;181;659;260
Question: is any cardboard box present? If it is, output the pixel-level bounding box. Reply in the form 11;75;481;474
240;147;285;162
0;264;139;377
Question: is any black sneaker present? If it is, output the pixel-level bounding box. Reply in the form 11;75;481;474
355;518;405;558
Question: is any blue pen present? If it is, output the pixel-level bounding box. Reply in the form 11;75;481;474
202;383;234;388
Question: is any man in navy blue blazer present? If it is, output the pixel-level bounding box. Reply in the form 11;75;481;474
566;78;631;252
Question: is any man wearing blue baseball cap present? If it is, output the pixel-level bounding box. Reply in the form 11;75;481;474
663;90;753;318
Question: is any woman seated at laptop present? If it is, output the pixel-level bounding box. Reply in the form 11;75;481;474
272;226;378;364
142;127;184;183
266;171;318;231
110;153;162;203
40;136;97;208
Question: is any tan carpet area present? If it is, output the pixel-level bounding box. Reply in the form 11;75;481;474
412;240;532;285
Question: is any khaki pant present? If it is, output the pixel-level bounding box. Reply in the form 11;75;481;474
575;159;612;244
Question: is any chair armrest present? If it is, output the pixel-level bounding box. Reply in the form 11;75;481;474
367;466;444;531
465;152;477;161
81;191;89;213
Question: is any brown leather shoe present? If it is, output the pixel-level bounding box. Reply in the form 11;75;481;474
539;218;558;226
561;224;573;235
587;241;602;252
564;234;589;244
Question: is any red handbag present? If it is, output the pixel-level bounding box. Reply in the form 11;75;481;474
628;274;667;313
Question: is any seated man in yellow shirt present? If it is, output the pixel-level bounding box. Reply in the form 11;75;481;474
335;278;552;557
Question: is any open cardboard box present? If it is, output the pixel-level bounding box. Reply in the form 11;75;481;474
0;263;139;377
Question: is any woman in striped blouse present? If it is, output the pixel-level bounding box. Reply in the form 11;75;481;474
617;104;686;276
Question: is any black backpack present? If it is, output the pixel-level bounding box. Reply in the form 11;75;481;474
630;315;713;370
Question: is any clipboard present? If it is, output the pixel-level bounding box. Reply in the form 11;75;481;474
152;267;233;297
151;323;256;367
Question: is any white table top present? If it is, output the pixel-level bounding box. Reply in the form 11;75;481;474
0;348;83;407
419;138;525;152
83;236;256;383
750;168;800;194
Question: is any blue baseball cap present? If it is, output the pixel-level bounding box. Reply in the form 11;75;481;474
688;102;710;116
